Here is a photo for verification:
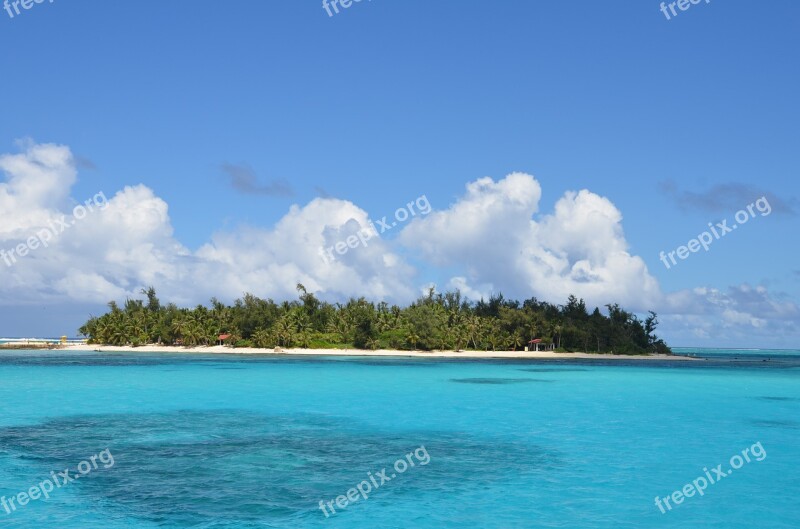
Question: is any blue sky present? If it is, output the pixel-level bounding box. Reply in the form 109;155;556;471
0;0;798;347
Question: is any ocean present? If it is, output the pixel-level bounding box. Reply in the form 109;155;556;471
0;348;797;528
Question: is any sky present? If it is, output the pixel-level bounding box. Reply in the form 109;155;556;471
0;0;798;347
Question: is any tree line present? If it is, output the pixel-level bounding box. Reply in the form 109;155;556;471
78;286;671;355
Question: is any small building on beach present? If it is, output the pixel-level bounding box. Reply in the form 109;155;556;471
527;338;555;352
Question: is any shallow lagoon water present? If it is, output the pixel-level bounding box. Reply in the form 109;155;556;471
0;349;797;528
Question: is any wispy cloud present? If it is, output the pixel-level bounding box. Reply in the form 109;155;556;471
221;163;293;197
659;181;796;216
314;186;332;198
75;155;97;170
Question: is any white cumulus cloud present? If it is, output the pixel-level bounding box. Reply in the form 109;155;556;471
401;173;661;311
1;141;798;346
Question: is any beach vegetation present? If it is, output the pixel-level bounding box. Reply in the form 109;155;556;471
78;286;672;355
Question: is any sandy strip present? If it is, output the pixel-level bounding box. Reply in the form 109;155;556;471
54;344;697;361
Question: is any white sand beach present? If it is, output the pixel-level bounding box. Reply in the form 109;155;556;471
56;344;697;360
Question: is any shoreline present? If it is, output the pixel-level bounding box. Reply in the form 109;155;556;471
44;344;699;360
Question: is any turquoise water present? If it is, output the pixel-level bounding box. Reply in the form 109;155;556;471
0;349;798;528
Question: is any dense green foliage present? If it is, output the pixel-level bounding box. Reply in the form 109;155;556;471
78;286;671;355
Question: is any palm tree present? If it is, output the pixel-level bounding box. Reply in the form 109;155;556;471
528;320;539;343
293;310;313;347
253;328;274;348
327;313;351;343
553;323;563;349
406;331;420;350
466;315;483;350
202;321;218;346
376;311;394;333
275;314;296;347
453;324;467;351
171;314;186;344
485;318;501;351
94;318;111;344
108;313;127;345
225;330;242;348
183;321;202;346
